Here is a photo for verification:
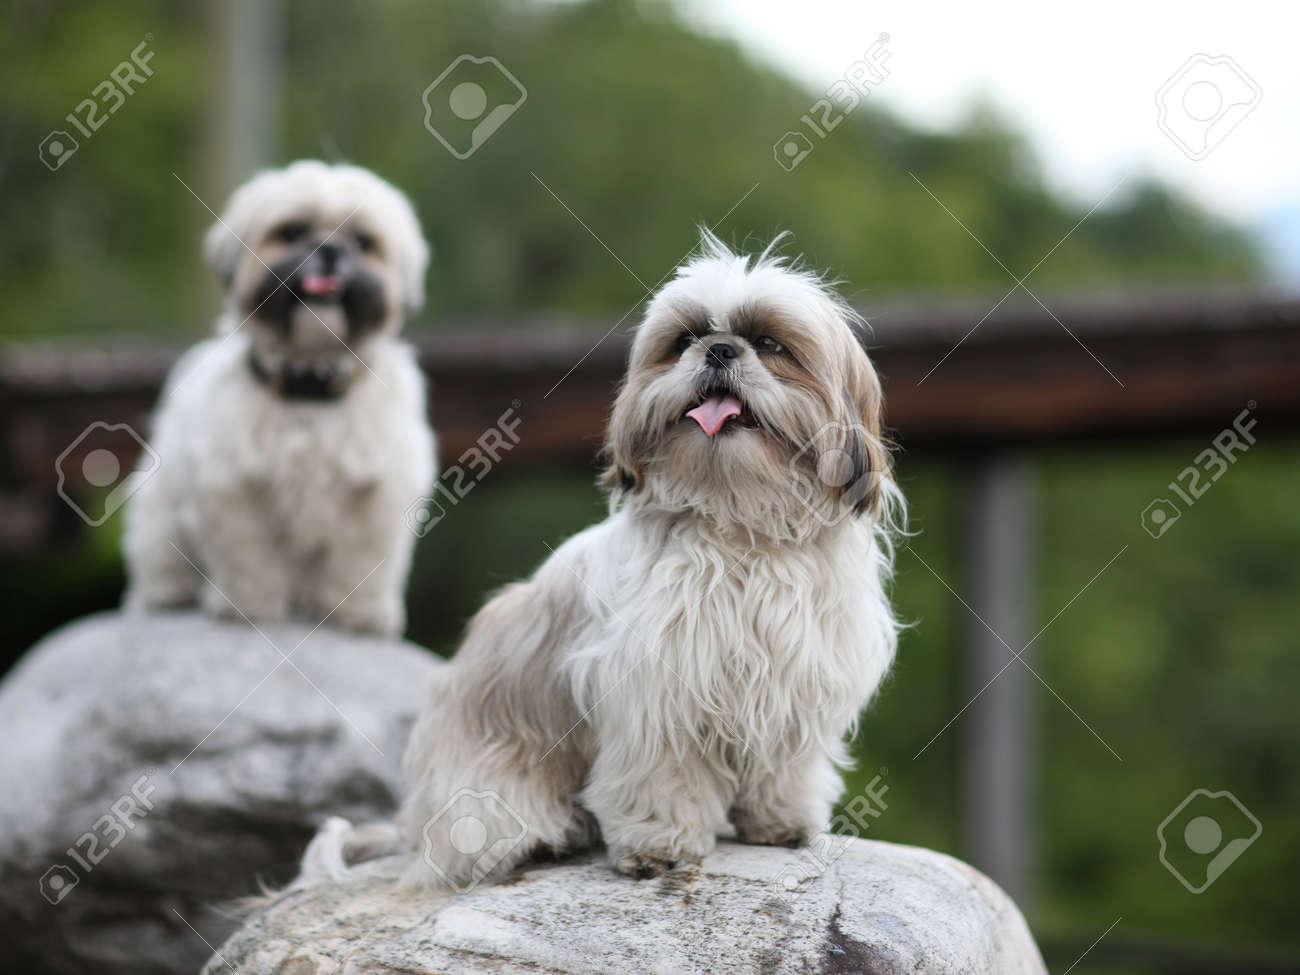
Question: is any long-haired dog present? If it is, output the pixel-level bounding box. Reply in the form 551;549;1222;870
123;161;435;636
388;233;901;887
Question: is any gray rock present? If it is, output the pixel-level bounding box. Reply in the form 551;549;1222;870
207;838;1047;974
0;610;438;975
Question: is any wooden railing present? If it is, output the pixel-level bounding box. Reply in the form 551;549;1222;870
4;287;1300;552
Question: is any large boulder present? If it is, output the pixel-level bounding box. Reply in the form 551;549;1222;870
206;838;1047;974
0;610;438;975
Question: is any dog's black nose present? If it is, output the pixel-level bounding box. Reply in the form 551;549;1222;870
706;340;738;368
316;241;342;272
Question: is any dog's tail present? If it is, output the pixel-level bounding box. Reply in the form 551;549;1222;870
294;816;406;887
220;818;406;921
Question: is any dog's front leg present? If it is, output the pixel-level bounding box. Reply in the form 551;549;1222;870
122;475;203;609
581;742;728;879
306;487;410;636
729;748;839;849
194;495;292;623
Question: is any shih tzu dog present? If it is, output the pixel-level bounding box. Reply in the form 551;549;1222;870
391;233;902;887
123;161;435;636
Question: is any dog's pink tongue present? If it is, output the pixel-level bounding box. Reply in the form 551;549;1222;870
686;395;743;436
301;274;343;297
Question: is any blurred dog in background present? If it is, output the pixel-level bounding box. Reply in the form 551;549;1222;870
124;161;435;636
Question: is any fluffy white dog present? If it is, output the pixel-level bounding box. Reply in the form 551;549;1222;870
390;233;902;887
123;161;435;636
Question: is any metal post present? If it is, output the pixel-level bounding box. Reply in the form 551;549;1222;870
227;0;283;180
962;453;1035;905
204;0;283;197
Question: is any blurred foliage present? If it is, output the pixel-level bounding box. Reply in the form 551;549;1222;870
1;0;1293;972
0;0;1259;341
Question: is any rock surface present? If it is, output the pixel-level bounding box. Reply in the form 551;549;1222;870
207;838;1047;975
0;610;438;975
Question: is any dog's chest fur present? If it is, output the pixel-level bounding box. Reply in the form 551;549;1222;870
569;512;894;759
159;334;433;553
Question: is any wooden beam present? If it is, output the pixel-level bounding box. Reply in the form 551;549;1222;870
3;288;1299;550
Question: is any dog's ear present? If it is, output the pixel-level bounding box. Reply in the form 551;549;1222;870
598;380;644;497
397;232;430;312
202;171;268;290
822;323;893;520
202;216;242;290
201;167;282;291
388;188;429;312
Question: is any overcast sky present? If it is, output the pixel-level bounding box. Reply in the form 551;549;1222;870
681;0;1298;232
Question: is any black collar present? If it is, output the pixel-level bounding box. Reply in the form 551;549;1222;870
247;351;353;401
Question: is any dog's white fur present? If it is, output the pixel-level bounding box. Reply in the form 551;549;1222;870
123;161;435;636
388;234;902;886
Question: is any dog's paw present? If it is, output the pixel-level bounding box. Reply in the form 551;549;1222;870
327;597;403;637
732;817;810;849
201;581;288;623
615;851;678;880
738;826;806;852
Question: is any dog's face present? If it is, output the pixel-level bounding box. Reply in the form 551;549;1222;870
603;236;892;537
204;161;429;363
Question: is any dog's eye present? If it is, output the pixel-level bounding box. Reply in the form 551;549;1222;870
674;332;696;354
355;231;377;253
272;221;310;244
754;335;785;354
